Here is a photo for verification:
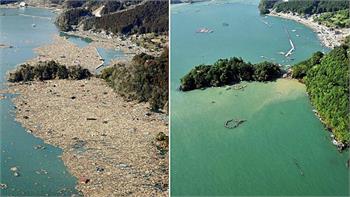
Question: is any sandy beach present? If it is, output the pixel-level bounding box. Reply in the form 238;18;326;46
6;78;169;196
268;11;350;48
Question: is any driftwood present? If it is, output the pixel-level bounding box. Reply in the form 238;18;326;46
224;119;247;129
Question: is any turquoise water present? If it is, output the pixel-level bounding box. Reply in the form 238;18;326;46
170;1;349;196
0;8;80;196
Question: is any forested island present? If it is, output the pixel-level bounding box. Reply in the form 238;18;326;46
180;57;281;91
291;39;349;147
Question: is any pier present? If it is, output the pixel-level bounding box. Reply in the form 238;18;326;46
284;27;295;57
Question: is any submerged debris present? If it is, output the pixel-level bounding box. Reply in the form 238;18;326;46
293;158;304;176
34;144;46;150
224;119;247;129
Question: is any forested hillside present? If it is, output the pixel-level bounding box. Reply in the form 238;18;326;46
81;1;168;35
259;0;349;15
100;49;169;112
292;42;349;145
55;0;168;35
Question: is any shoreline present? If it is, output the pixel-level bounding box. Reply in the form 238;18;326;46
267;11;350;49
5;78;169;196
64;30;167;57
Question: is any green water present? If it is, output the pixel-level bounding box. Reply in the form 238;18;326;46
0;8;80;196
170;1;349;196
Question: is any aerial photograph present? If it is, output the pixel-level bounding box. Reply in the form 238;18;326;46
0;0;168;196
171;0;349;196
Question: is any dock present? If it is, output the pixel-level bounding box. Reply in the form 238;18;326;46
284;27;295;57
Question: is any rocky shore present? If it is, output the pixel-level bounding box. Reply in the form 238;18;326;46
268;11;350;48
6;78;169;196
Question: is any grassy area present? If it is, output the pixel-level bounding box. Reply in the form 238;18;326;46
314;9;350;28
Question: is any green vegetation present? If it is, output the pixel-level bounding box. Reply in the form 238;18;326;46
82;1;168;35
8;61;91;82
258;0;279;14
292;44;349;144
180;57;282;91
314;9;350;28
100;49;168;112
291;51;324;79
55;0;168;35
259;0;349;15
55;8;91;31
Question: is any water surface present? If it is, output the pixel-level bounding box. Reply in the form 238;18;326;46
0;8;79;196
170;1;349;196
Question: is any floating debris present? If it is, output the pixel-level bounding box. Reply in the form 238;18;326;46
224;119;247;129
86;117;97;120
35;169;48;175
79;177;90;184
34;144;46;150
96;167;104;173
13;172;20;177
10;166;18;172
196;27;214;33
0;183;7;190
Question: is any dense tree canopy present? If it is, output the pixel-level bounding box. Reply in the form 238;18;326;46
8;61;91;82
259;0;349;15
292;44;349;143
55;0;168;35
100;49;168;112
180;57;282;91
314;9;350;28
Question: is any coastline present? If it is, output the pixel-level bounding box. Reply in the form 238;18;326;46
268;11;349;149
267;11;350;49
5;78;169;196
64;30;167;57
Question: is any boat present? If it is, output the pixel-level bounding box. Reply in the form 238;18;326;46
196;28;214;33
32;23;36;28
